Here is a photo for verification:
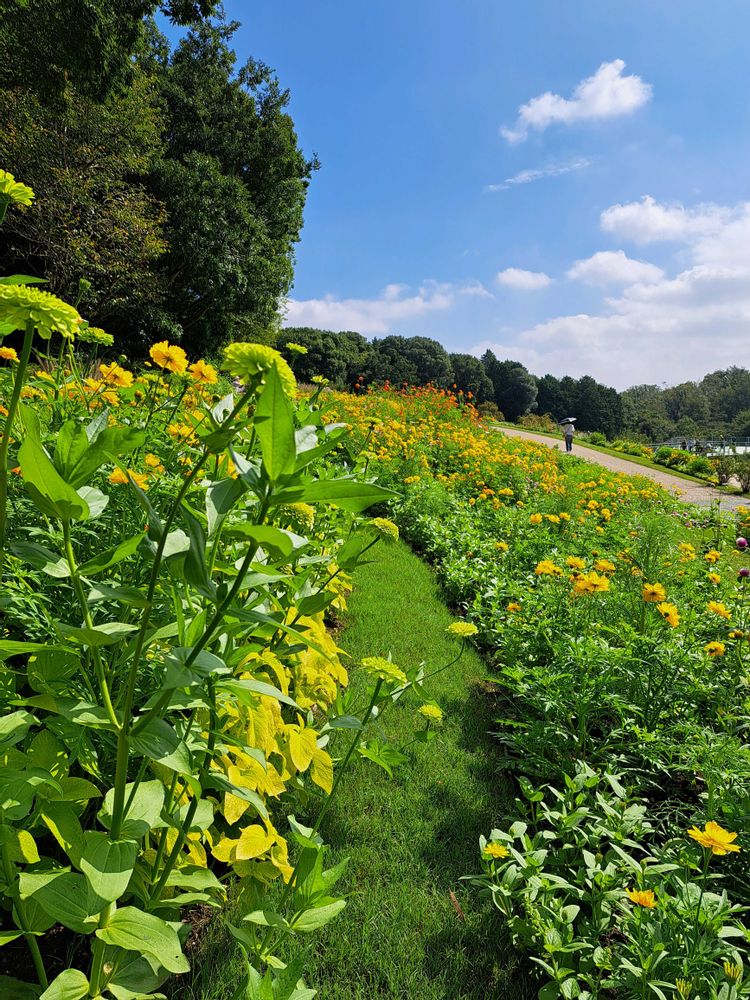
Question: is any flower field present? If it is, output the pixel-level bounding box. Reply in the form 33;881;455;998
325;385;750;999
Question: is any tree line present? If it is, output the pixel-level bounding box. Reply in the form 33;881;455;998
280;328;750;442
0;1;314;357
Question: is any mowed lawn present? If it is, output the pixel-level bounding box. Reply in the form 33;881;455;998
173;539;532;1000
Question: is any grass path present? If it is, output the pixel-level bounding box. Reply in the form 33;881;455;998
306;538;531;999
171;539;533;1000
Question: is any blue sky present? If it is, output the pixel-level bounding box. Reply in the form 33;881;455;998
167;2;750;389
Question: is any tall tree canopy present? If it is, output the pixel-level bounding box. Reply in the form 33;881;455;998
481;352;538;421
449;353;494;402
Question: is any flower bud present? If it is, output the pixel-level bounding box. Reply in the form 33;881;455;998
737;537;748;549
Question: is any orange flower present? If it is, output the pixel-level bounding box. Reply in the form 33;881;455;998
626;888;656;908
0;346;18;362
188;359;218;385
99;361;134;388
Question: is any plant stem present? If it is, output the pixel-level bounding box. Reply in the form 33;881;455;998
0;321;34;566
0;823;48;989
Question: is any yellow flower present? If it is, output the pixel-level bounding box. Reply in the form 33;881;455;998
77;325;114;346
535;560;563;577
704;549;722;563
368;517;399;543
573;571;610;596
0;170;35;209
482;842;510;860
626;887;656;908
0;285;81;340
688;820;740;855
566;556;586;570
707;600;731;620
403;474;421;484
418;703;443;722
99;362;134;388
360;656;407;686
707;572;721;585
545;514;560;524
285;341;308;354
108;468;149;491
495;540;509;552
657;602;679;628
724;962;741;984
144;453;163;469
188;359;218;385
594;558;615;574
529;513;543;524
0;346;18;362
223;342;296;398
703;641;725;657
446;621;478;638
678;542;696;561
642;582;667;603
675;979;692;999
149;340;188;375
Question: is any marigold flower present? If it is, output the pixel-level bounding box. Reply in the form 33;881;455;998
418;703;443;722
368;517;399;543
149;340;188;375
704;641;725;657
0;285;81;340
482;842;510;860
446;621;478;638
707;600;731;620
0;346;18;362
99;362;134;388
360;656;407;686
0;170;34;209
642;582;667;603
144;453;163;469
688;820;740;855
573;571;610;596
529;513;543;524
657;602;679;628
535;560;563;577
223;342;296;398
626;888;656;908
188;359;218;384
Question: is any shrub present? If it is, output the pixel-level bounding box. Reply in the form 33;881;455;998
477;401;503;420
687;455;714;477
586;431;607;445
736;455;750;492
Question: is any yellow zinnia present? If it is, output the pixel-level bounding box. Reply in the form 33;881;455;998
0;285;81;340
0;346;18;362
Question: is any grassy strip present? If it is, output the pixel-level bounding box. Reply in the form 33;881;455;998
492;421;743;490
171;539;531;999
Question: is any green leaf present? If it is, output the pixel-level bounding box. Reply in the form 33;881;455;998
219;677;300;710
40;801;85;866
80;832;138;904
289;899;346;932
180;506;215;600
0;640;69;661
0;931;23;947
254;363;296;482
18;437;90;521
203;773;268;819
54;420;92;486
242;910;289;929
19;870;100;934
10;541;70;578
0;274;47;285
206;477;247;537
270;478;395;513
105;950;168;1000
95;906;189;974
130;719;193;775
163;647;229;689
0;976;40;1000
0;710;36;747
222;524;294;560
28;649;80;693
75;486;108;519
86;582;150;608
40;968;89;1000
0;768;59;819
99;780;166;839
54;621;138;647
78;533;145;576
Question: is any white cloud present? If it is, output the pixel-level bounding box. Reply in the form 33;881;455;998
567;250;664;285
496;268;552;290
485;156;592;192
283;279;491;334
475;198;750;388
600;195;732;243
501;60;651;144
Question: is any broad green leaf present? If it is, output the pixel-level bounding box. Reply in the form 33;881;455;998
80;832;138;903
0;768;60;820
131;718;193;775
104;950;168;1000
0;640;69;661
95;426;146;460
165;866;223;892
54;621;138;647
218;677;300;710
99;780;166;839
203;773;267;819
54;420;91;485
0;274;47;285
289;899;346;932
18;437;90;521
78;533;145;576
95;906;189;974
206;477;247;537
19;870;100;934
0;931;23;947
40;802;85;866
180;506;215;600
0;710;36;747
10;541;70;578
242;910;289;929
86;582;150;608
270;478;395;513
222;523;294;560
39;968;89;1000
163;647;229;689
75;486;108;519
28;649;80;693
54;776;102;801
254;362;296;482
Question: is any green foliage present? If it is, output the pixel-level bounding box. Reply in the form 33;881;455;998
482;351;538;422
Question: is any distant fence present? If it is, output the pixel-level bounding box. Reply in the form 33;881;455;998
653;438;750;457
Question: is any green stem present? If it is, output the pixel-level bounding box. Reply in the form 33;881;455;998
0;321;34;565
0;823;48;989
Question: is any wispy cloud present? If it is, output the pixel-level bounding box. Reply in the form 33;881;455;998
485;156;593;192
496;268;552;290
501;59;652;144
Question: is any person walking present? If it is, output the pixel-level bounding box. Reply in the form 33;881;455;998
562;421;575;452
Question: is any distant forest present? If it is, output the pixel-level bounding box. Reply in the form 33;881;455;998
280;327;750;443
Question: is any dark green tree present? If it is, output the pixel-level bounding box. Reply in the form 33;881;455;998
149;20;316;355
279;328;370;387
621;384;674;441
700;368;750;427
481;351;538;421
573;376;623;438
364;335;453;387
448;353;494;402
662;381;710;426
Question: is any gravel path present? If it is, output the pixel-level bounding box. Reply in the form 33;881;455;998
498;426;748;512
